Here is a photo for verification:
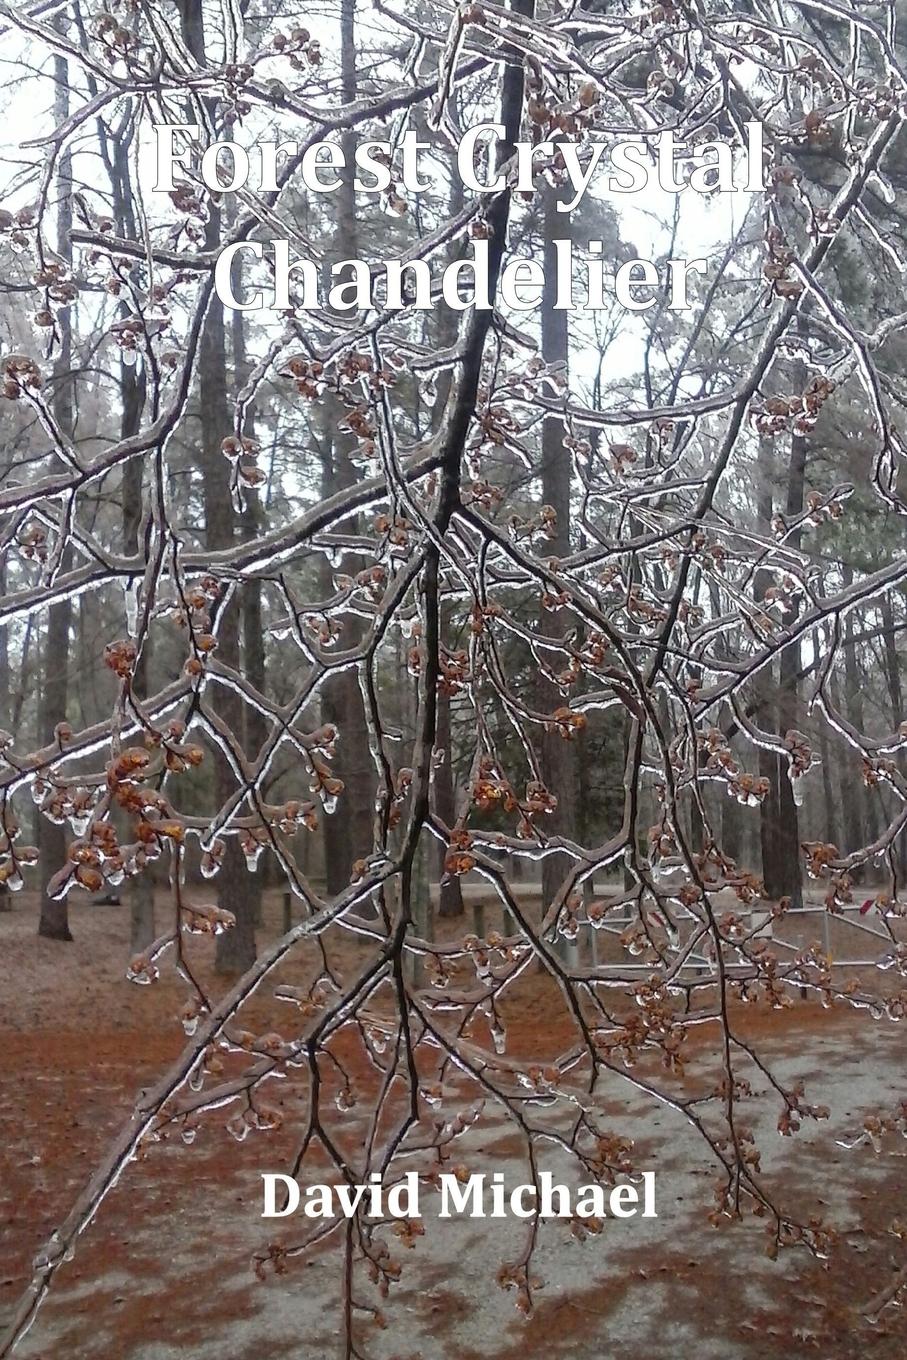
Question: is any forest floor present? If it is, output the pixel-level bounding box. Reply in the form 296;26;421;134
1;890;906;1360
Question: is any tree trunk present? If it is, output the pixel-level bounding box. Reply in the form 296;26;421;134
435;627;464;917
817;720;841;852
753;419;804;905
430;167;466;920
721;782;743;866
320;0;376;897
37;41;74;941
773;426;807;907
206;315;257;973
232;268;265;929
753;435;779;895
109;131;155;953
831;668;863;857
180;0;256;972
538;184;578;930
841;564;881;868
880;591;907;880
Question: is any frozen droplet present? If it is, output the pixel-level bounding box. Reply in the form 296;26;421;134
126;959;157;985
226;1114;248;1142
124;580;139;635
367;1027;387;1055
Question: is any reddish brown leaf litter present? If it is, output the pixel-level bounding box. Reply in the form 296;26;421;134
1;894;906;1358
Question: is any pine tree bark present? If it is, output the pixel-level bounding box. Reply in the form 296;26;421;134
841;564;881;864
753;439;784;900
319;0;376;897
180;0;256;972
880;591;907;879
773;426;806;907
108;129;155;951
539;183;578;921
431;168;466;919
231;271;266;927
37;41;74;941
817;723;841;852
435;629;463;917
206;290;257;972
